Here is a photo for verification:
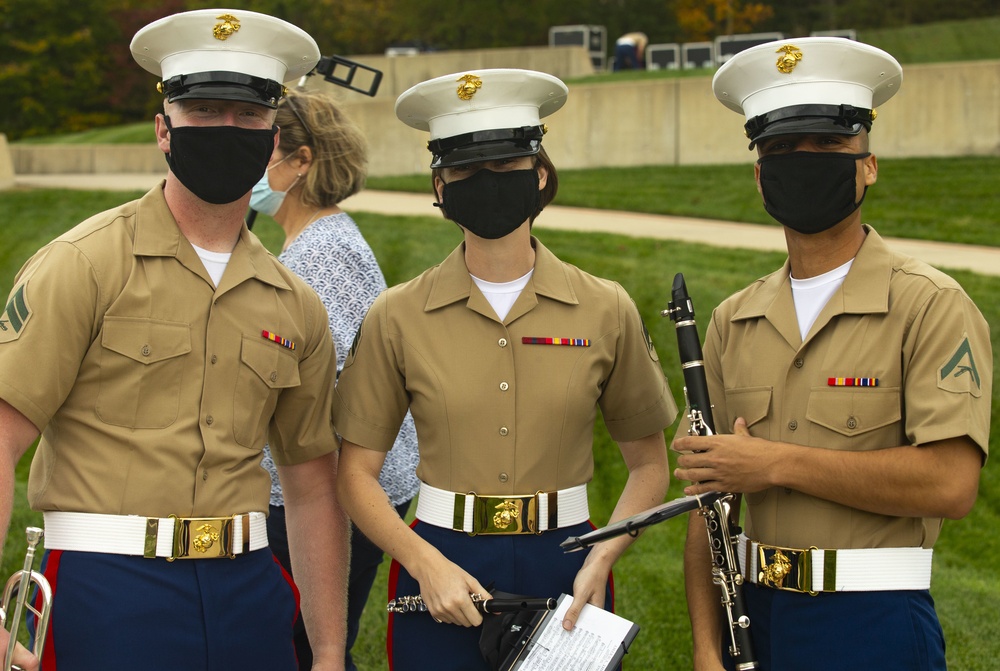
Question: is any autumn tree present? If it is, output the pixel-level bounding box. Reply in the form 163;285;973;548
675;0;775;42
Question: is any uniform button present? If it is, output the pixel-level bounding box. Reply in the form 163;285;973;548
498;338;508;348
498;473;509;483
784;488;792;494
793;358;804;368
788;419;798;431
499;427;509;437
210;354;218;364
141;344;151;357
499;381;509;391
202;470;209;481
847;416;858;430
206;415;214;426
270;371;278;382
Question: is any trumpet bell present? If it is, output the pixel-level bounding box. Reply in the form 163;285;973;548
2;527;53;671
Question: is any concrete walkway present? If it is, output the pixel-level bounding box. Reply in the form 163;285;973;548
15;172;1000;277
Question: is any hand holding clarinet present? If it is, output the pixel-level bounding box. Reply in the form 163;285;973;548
666;273;758;670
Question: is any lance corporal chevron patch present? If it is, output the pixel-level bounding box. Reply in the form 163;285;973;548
938;334;981;396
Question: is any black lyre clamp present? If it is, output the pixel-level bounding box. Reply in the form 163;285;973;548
299;54;383;97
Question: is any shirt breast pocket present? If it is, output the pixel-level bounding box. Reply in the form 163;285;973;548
724;386;772;506
234;335;301;448
805;387;903;449
723;386;772;439
97;317;192;428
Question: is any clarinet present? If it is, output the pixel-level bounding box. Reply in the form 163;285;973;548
665;273;758;671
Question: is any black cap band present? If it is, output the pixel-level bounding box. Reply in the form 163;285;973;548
745;103;875;140
428;125;546;156
161;71;285;107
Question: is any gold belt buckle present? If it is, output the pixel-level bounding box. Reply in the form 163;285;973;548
756;542;817;595
167;515;236;560
469;493;539;535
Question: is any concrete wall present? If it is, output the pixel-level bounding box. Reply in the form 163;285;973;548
0;135;14;189
9;57;999;178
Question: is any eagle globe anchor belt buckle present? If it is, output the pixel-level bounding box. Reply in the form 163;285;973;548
756;543;820;595
155;515;249;560
467;494;541;535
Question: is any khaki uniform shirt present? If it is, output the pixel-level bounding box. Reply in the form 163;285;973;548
333;238;677;494
0;185;337;517
704;227;991;549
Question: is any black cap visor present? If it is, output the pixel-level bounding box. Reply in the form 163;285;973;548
162;71;285;108
429;126;545;168
745;104;874;149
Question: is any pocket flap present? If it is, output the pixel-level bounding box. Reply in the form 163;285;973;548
102;317;191;364
806;387;901;437
241;336;301;389
723;386;772;428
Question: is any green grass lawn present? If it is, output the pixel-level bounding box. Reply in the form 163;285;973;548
0;188;997;670
368;156;1000;248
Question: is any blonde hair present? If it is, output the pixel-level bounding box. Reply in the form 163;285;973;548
276;89;368;207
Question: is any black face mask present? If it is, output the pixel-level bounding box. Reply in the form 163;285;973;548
757;151;870;234
163;116;277;205
438;168;540;240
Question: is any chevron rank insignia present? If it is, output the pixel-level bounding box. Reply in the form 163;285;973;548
0;284;32;343
938;334;981;396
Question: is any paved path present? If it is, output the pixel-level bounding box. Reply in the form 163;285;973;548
15;173;1000;277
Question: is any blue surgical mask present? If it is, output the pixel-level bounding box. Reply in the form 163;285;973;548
249;156;297;216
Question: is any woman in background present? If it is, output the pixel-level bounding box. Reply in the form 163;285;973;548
253;88;420;671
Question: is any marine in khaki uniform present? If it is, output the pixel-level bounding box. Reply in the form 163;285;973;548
673;39;991;671
333;69;678;670
0;10;348;671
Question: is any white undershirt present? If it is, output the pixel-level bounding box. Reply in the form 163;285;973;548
191;243;232;287
471;269;534;321
790;259;853;341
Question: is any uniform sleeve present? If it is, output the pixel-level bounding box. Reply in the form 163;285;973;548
0;242;102;430
332;291;410;452
903;286;991;457
598;284;678;442
267;295;339;466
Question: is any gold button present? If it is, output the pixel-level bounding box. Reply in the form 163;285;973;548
499;381;509;391
499;427;509;437
141;344;151;357
206;415;214;426
498;338;508;348
847;417;858;430
498;473;509;483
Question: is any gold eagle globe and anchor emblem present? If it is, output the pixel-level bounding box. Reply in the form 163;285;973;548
213;14;241;41
758;547;793;588
775;45;803;74
493;500;520;530
456;74;483;101
192;523;221;553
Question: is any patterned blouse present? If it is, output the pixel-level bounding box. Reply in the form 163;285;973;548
261;213;420;507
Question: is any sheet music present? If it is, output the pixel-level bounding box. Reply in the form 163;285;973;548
511;594;638;671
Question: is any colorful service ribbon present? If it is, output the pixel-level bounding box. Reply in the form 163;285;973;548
522;337;590;347
262;329;296;350
828;377;878;387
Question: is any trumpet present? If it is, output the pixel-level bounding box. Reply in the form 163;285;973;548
2;527;53;671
